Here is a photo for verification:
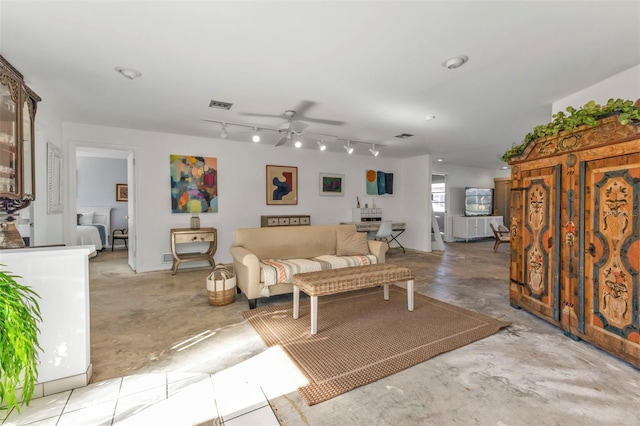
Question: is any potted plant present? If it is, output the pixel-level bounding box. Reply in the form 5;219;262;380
0;267;41;413
501;98;640;162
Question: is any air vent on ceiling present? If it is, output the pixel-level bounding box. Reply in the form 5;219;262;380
395;133;414;139
209;100;233;110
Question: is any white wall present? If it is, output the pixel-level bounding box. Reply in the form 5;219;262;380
401;155;432;252
76;157;128;230
552;64;640;114
32;106;64;246
63;123;405;272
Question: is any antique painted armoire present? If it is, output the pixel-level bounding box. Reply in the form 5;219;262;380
509;114;640;367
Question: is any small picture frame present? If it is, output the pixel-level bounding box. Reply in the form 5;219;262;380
116;184;128;202
319;173;345;196
266;165;298;205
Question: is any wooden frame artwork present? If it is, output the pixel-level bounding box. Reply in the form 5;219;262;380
266;165;298;205
116;184;128;202
319;173;345;196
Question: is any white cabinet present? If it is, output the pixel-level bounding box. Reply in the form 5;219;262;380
453;215;503;241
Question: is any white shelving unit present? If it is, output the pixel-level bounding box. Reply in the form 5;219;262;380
452;215;503;242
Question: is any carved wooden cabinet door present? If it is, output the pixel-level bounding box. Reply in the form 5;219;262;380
510;165;561;325
583;155;640;360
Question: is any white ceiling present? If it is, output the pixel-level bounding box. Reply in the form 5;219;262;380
2;1;639;169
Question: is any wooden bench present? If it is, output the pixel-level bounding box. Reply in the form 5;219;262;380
292;263;415;335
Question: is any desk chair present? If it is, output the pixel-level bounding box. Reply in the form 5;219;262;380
375;220;393;251
490;220;510;252
112;228;128;251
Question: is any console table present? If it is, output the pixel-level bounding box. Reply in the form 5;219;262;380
170;227;217;275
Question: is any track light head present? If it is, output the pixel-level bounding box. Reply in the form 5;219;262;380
294;139;302;148
317;140;327;151
252;127;261;143
220;123;228;139
369;144;379;157
344;140;354;154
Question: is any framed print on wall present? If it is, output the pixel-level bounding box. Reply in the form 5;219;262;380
170;155;218;213
366;169;394;195
116;184;128;202
266;165;298;205
319;173;344;196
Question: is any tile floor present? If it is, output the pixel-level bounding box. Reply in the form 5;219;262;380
1;373;279;425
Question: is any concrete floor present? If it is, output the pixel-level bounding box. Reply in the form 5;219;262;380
35;242;640;424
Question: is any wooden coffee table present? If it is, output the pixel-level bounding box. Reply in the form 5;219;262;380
292;263;415;335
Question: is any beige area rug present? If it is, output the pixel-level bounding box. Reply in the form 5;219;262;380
243;286;511;405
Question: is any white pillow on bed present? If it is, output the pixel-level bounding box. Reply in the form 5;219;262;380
79;212;94;225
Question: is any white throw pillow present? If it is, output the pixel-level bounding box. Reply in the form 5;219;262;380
79;212;94;225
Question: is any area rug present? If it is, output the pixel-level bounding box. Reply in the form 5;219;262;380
243;286;510;405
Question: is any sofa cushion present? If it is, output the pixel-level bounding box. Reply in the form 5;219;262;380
335;230;369;256
260;255;377;290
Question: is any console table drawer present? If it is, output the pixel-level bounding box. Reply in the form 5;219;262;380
174;232;215;244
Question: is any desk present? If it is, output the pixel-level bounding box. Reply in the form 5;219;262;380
170;227;217;275
341;221;406;253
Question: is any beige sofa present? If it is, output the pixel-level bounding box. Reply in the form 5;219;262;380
230;224;387;308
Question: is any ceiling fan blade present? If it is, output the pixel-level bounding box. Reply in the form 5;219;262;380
299;117;345;126
274;136;288;147
239;111;284;119
293;100;345;126
293;100;315;117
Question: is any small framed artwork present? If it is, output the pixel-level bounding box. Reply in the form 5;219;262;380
266;165;298;205
116;184;128;202
319;173;345;196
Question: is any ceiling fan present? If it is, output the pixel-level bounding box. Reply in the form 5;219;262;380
240;100;344;147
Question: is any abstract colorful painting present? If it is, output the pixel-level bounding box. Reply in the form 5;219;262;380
170;155;218;213
267;165;298;205
320;173;344;196
366;169;394;195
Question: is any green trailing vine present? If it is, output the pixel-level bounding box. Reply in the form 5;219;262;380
501;98;640;162
0;268;42;413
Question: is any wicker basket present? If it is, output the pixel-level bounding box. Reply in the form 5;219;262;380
206;265;236;306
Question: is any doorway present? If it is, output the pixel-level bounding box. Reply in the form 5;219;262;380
431;173;447;240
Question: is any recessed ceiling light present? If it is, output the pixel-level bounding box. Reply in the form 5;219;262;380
425;115;436;121
441;55;469;70
115;67;142;80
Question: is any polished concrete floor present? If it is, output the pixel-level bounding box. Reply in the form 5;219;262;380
3;241;640;425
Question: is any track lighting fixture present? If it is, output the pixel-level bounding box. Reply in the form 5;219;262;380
252;127;261;143
203;118;382;154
